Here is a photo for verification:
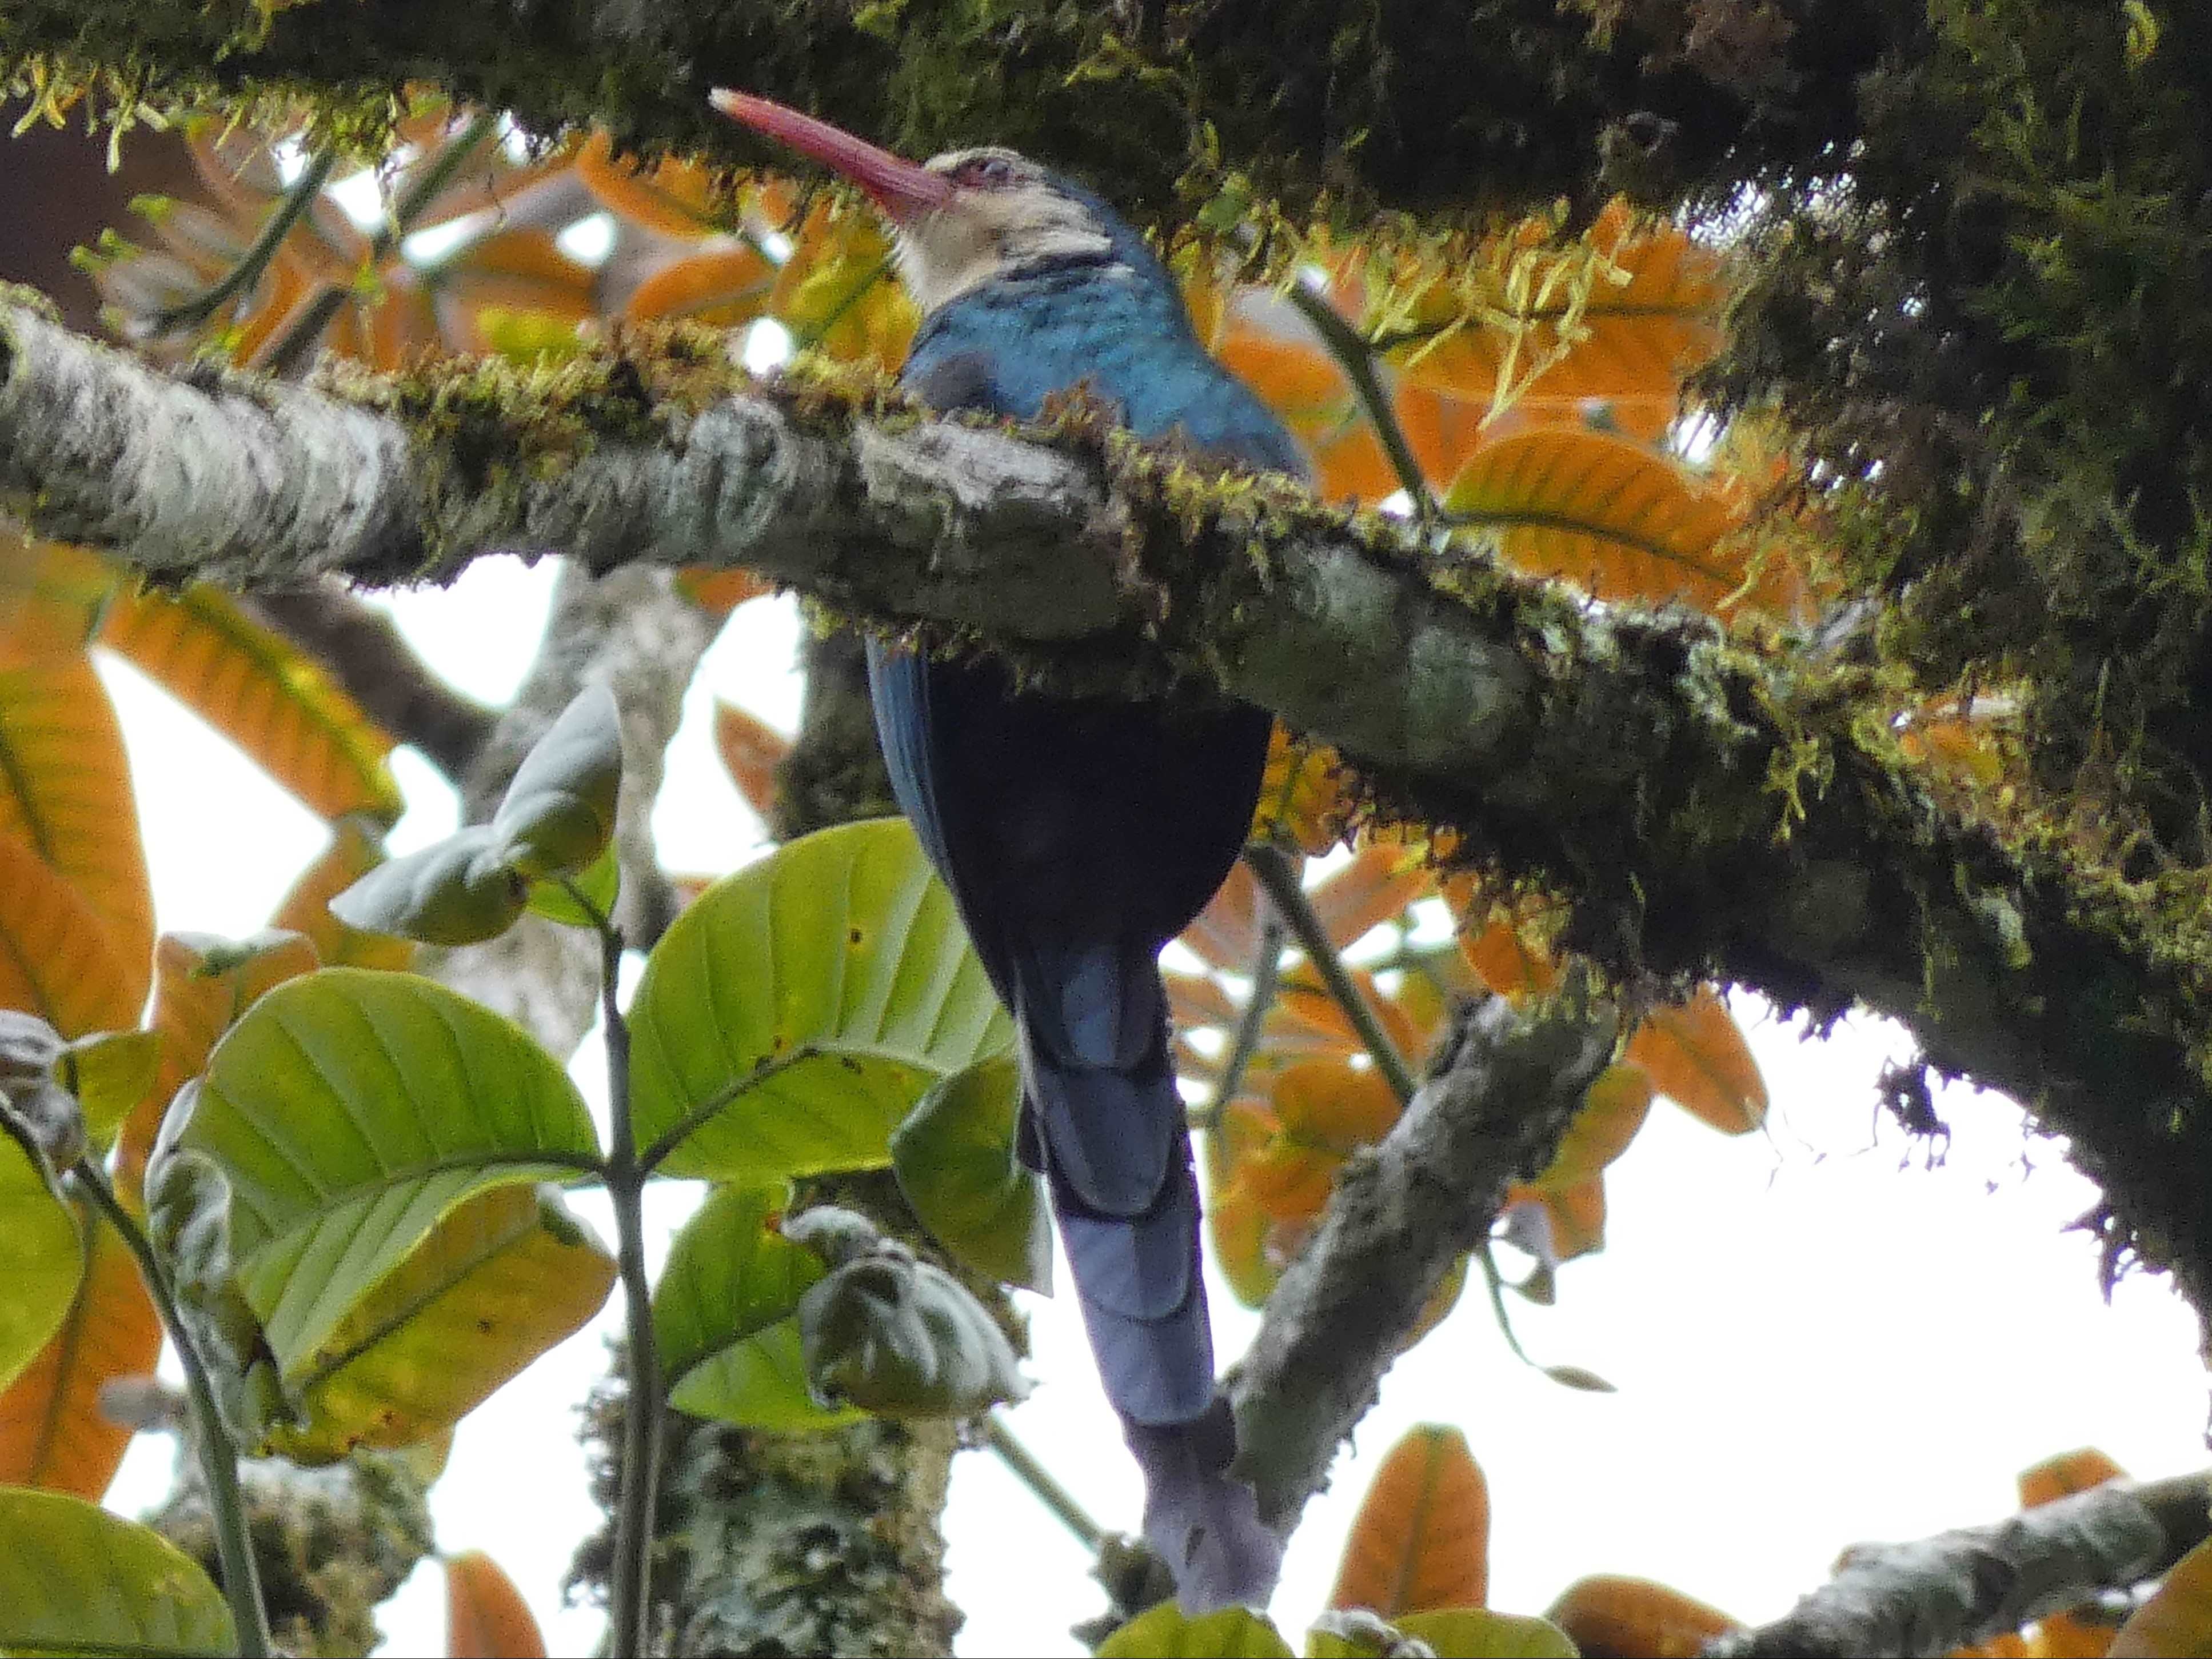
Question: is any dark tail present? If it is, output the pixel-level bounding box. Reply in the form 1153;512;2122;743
1028;1048;1283;1610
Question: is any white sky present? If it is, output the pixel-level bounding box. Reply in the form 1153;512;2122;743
95;555;2211;1657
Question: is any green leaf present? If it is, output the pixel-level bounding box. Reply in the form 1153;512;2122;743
143;1137;286;1443
788;1205;1029;1418
668;1317;866;1432
1100;1603;1295;1658
0;1103;79;1396
1396;1609;1580;1657
265;1182;616;1461
890;1056;1051;1292
54;1028;162;1148
161;968;602;1381
654;1183;814;1383
491;686;622;878
526;840;620;929
0;1486;235;1655
326;827;528;946
656;1184;860;1433
628;818;1012;1178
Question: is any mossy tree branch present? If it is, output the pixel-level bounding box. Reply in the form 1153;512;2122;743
5;299;2212;1393
0;0;1899;224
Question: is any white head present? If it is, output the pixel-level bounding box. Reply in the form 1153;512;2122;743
710;93;1119;316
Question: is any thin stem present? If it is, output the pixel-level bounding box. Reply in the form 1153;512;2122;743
588;899;664;1659
1244;842;1420;1106
1188;913;1285;1132
151;148;338;334
258;113;498;377
794;249;897;350
983;1412;1104;1550
1279;275;1438;523
71;1161;273;1659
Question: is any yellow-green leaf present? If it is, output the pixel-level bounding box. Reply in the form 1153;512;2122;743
269;821;413;970
165;968;601;1380
891;1055;1052;1291
0;1487;234;1655
626;819;1012;1180
1396;1609;1580;1657
54;1028;162;1148
0;1204;162;1500
265;1183;615;1461
1101;1602;1296;1658
98;583;405;823
0;1110;82;1396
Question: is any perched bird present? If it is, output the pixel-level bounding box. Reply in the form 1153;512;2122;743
710;91;1302;1609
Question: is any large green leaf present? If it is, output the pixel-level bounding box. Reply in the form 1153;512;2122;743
656;1184;859;1433
266;1182;616;1461
890;1056;1050;1292
0;1486;235;1656
0;1112;79;1396
628;818;1012;1178
163;968;602;1378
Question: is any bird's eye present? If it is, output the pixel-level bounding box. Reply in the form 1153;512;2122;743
959;155;1015;187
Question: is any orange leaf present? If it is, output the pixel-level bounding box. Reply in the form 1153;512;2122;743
1533;1063;1654;1190
1270;965;1426;1063
1444;427;1756;613
1458;914;1560;1001
713;701;790;821
1329;1424;1488;1615
98;584;405;824
575;129;722;239
1402;1253;1469;1352
1181;859;1268;972
429;226;598;353
267;821;415;973
1309;845;1435;951
1626;989;1767;1134
445;1549;548;1659
2111;1535;2212;1657
0;1208;161;1500
1206;1165;1282;1309
2034;1612;2118;1658
0;830;139;1037
1166;971;1242;1030
1503;1177;1608;1265
625;244;777;325
1248;726;1355;854
2019;1449;2129;1510
1545;1576;1741;1658
674;568;773;615
0;653;155;986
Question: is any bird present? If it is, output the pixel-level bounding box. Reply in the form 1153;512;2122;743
710;90;1303;1610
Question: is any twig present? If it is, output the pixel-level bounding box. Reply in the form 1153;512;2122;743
70;1160;274;1659
1278;275;1436;521
569;882;663;1659
258;112;498;377
983;1412;1104;1550
1188;912;1284;1132
1244;842;1419;1105
150;148;338;335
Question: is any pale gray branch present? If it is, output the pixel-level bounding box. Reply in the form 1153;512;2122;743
1229;992;1617;1531
1704;1473;2211;1658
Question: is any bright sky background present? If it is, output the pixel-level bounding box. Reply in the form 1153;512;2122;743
95;555;2211;1658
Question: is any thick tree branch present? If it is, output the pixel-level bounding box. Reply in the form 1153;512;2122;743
1229;992;1617;1529
0;0;1887;223
1705;1473;2212;1659
8;303;2212;1369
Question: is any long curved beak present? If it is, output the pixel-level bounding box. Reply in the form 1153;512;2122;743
709;90;955;223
